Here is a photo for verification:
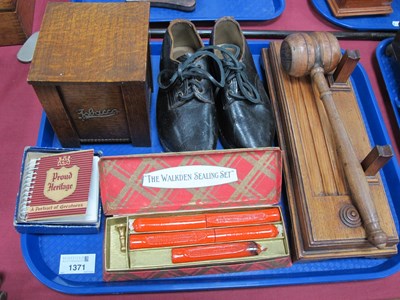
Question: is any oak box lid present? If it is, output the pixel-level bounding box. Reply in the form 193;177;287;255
28;2;150;84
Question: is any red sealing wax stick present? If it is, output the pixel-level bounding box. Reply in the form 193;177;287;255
129;224;279;250
133;214;206;232
214;224;279;243
172;241;264;264
130;229;215;250
133;208;281;232
205;208;281;228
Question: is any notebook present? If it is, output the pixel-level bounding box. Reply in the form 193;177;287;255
17;149;100;224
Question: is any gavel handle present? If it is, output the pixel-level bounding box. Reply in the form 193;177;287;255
311;67;387;249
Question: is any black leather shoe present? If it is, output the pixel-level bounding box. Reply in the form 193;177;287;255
210;17;275;148
157;19;225;152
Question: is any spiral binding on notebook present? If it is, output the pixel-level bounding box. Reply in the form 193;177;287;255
18;158;40;221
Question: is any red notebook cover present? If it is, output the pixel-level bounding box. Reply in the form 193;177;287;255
23;149;94;221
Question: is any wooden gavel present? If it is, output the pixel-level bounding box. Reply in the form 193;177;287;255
280;32;387;249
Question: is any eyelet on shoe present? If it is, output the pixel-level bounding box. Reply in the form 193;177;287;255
176;91;184;99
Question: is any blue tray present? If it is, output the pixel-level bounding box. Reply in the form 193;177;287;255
376;38;400;130
312;0;400;31
23;41;400;295
71;0;285;22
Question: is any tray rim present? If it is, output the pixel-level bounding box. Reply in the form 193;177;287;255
20;40;400;295
20;231;400;294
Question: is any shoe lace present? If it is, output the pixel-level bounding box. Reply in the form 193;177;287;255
209;44;261;107
158;47;226;109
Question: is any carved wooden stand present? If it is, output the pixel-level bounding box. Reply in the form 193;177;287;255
262;41;398;261
327;0;393;17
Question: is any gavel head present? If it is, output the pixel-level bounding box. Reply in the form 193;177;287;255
280;32;342;77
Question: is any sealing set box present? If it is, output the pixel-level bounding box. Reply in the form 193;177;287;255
98;148;291;281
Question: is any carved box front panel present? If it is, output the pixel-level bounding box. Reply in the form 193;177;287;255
58;84;130;143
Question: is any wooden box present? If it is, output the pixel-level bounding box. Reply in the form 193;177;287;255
262;42;398;261
327;0;393;17
0;0;35;46
28;2;152;148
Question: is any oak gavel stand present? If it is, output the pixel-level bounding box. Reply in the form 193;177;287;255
262;41;399;261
